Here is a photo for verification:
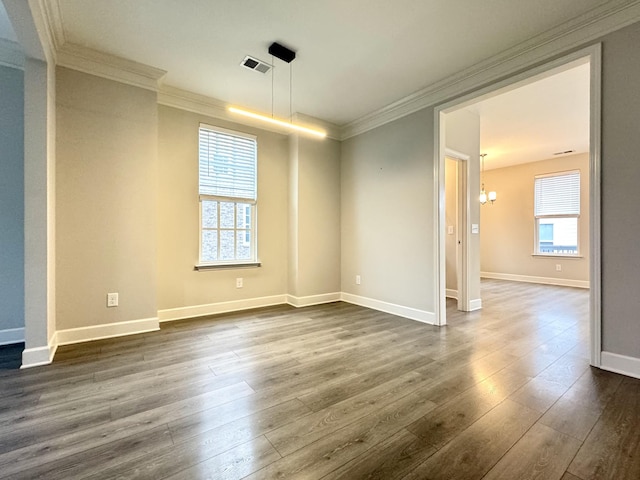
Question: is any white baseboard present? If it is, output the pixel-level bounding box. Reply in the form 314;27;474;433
0;327;25;346
55;317;160;346
340;292;435;325
481;271;590;289
601;351;640;380
446;289;458;299
470;298;482;311
158;294;287;323
287;292;341;308
21;332;58;369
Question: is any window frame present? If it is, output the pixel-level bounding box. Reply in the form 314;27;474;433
533;170;581;257
196;124;259;269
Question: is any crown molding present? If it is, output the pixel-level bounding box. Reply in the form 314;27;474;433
340;0;640;140
38;0;65;52
293;113;341;140
158;85;238;122
0;38;24;70
159;85;341;140
57;43;167;91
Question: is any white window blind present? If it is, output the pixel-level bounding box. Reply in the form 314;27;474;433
534;171;580;216
199;125;257;200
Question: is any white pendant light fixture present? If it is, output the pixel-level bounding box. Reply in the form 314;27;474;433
229;42;326;139
480;153;497;205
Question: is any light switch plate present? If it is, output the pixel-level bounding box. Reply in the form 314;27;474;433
471;224;479;234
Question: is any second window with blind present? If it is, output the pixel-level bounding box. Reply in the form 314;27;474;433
198;124;258;266
534;170;580;256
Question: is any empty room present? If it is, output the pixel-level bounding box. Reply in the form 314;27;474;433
1;1;640;479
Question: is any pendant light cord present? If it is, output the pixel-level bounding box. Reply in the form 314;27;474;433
271;54;274;118
290;62;293;122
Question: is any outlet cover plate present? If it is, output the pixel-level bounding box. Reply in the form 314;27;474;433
107;292;119;307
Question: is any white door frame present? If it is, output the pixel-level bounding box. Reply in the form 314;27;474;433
433;44;602;367
444;149;471;319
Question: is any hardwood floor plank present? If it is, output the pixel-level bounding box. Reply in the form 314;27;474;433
567;379;640;480
481;423;582;480
4;424;173;480
407;368;531;448
266;371;433;457
509;377;570;413
297;352;433;412
0;381;255;477
163;435;281;480
321;428;436;480
89;399;308;479
246;390;437;480
402;399;540;480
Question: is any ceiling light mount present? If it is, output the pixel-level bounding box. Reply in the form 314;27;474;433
268;42;296;63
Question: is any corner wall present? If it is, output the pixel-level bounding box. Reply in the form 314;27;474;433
288;134;341;304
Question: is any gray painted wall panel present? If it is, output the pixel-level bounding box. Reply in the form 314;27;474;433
601;22;640;357
0;65;24;333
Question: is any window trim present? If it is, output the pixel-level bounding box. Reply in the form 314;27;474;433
197;124;258;268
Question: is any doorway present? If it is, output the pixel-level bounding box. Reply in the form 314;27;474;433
444;150;470;313
434;45;602;367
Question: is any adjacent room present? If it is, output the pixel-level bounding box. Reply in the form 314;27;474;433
1;1;640;479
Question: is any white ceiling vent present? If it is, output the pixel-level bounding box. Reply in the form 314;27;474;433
241;56;272;74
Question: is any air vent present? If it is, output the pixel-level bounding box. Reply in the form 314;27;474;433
553;150;576;155
241;56;272;74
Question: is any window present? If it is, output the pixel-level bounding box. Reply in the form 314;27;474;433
534;170;580;256
198;124;257;265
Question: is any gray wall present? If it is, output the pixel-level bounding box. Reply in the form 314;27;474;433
56;67;158;330
480;153;590;283
341;108;435;314
289;135;341;298
157;105;289;310
601;22;640;358
0;65;24;334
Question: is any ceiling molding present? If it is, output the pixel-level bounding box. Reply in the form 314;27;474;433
57;43;167;92
159;85;341;140
158;85;229;119
0;37;24;70
38;0;65;52
292;113;341;140
340;0;640;140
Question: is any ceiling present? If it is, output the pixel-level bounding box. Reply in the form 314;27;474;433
465;62;590;170
0;1;596;167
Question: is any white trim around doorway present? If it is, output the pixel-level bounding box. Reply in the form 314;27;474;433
434;43;602;368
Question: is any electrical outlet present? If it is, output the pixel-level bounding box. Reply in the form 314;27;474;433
107;292;119;307
556;264;562;272
356;275;361;285
236;277;243;288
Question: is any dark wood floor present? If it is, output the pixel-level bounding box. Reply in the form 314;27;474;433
0;279;638;479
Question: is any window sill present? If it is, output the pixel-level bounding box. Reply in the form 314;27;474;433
195;262;261;271
531;254;583;259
